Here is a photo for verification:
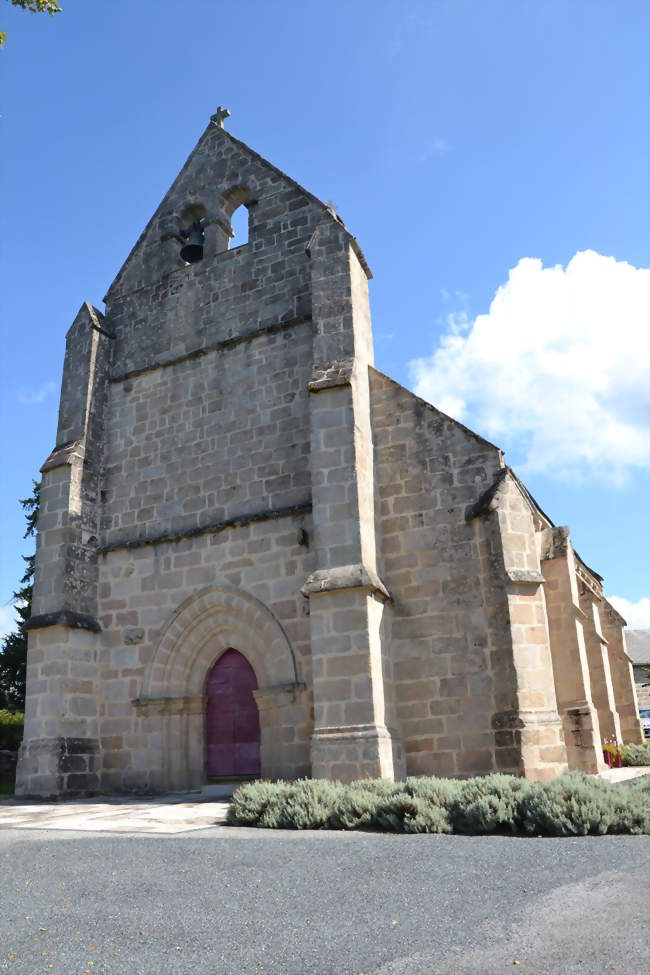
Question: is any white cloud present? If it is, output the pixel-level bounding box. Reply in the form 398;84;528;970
607;595;650;629
409;251;650;481
0;605;17;642
16;380;57;405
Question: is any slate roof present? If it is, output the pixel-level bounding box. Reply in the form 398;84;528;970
626;629;650;665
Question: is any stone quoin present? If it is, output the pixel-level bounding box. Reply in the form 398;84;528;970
16;111;644;797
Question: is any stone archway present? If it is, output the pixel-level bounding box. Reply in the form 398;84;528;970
136;586;304;790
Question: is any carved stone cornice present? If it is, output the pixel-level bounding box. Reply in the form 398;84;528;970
25;610;101;633
301;563;391;601
307;358;354;392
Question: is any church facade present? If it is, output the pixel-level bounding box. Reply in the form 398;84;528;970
16;114;643;797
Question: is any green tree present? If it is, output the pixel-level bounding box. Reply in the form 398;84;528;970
0;481;40;711
1;1;62;50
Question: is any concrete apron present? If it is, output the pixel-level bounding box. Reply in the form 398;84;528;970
0;793;230;834
598;766;650;784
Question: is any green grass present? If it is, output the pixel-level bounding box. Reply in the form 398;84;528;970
227;772;650;836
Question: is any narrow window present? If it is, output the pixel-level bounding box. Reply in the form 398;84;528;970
230;204;249;248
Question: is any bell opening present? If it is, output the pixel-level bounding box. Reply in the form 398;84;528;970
179;217;206;265
180;241;204;264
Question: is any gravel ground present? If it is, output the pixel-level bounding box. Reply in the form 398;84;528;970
0;825;648;975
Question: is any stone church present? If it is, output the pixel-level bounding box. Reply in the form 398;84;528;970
17;111;644;797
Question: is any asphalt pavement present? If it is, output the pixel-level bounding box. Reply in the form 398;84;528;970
0;824;648;975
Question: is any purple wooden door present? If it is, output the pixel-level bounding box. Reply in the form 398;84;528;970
205;648;261;778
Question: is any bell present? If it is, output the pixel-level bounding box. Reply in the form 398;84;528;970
180;220;205;264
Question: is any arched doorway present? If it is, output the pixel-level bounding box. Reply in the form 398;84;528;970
205;648;261;779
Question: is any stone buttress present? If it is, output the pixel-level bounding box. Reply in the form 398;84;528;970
466;470;567;779
17;303;111;795
600;600;644;744
301;215;404;781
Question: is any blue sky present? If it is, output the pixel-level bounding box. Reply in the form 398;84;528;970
1;0;649;634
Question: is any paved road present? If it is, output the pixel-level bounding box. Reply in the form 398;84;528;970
0;823;648;975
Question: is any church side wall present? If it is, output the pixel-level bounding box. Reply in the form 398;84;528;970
369;370;505;777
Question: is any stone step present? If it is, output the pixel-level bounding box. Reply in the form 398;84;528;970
201;781;247;799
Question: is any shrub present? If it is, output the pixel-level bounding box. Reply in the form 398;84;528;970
405;775;460;806
448;774;532;834
519;773;650;836
631;775;650;794
226;779;292;828
329;787;379;830
228;772;650;836
349;777;402;798
282;779;343;830
0;710;23;751
372;792;421;832
623;742;650;767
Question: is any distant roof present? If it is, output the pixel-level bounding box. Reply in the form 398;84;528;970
626;629;650;664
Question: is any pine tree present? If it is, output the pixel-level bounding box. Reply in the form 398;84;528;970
0;480;40;711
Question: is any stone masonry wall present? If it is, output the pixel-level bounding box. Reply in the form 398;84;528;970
105;126;321;376
370;369;507;778
102;320;312;550
93;124;325;792
96;513;314;793
17;122;329;796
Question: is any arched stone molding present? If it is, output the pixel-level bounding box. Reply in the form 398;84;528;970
134;587;308;790
141;585;298;701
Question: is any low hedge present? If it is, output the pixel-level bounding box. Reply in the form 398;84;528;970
0;710;23;751
622;742;650;767
227;772;650;836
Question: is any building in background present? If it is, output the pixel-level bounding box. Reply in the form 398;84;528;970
626;630;650;714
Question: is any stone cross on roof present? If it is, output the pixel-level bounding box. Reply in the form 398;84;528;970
211;106;231;129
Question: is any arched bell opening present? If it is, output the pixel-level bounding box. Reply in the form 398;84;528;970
229;203;250;248
204;648;261;781
178;203;207;264
220;184;253;252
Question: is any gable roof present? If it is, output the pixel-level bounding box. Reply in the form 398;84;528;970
104;116;371;301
